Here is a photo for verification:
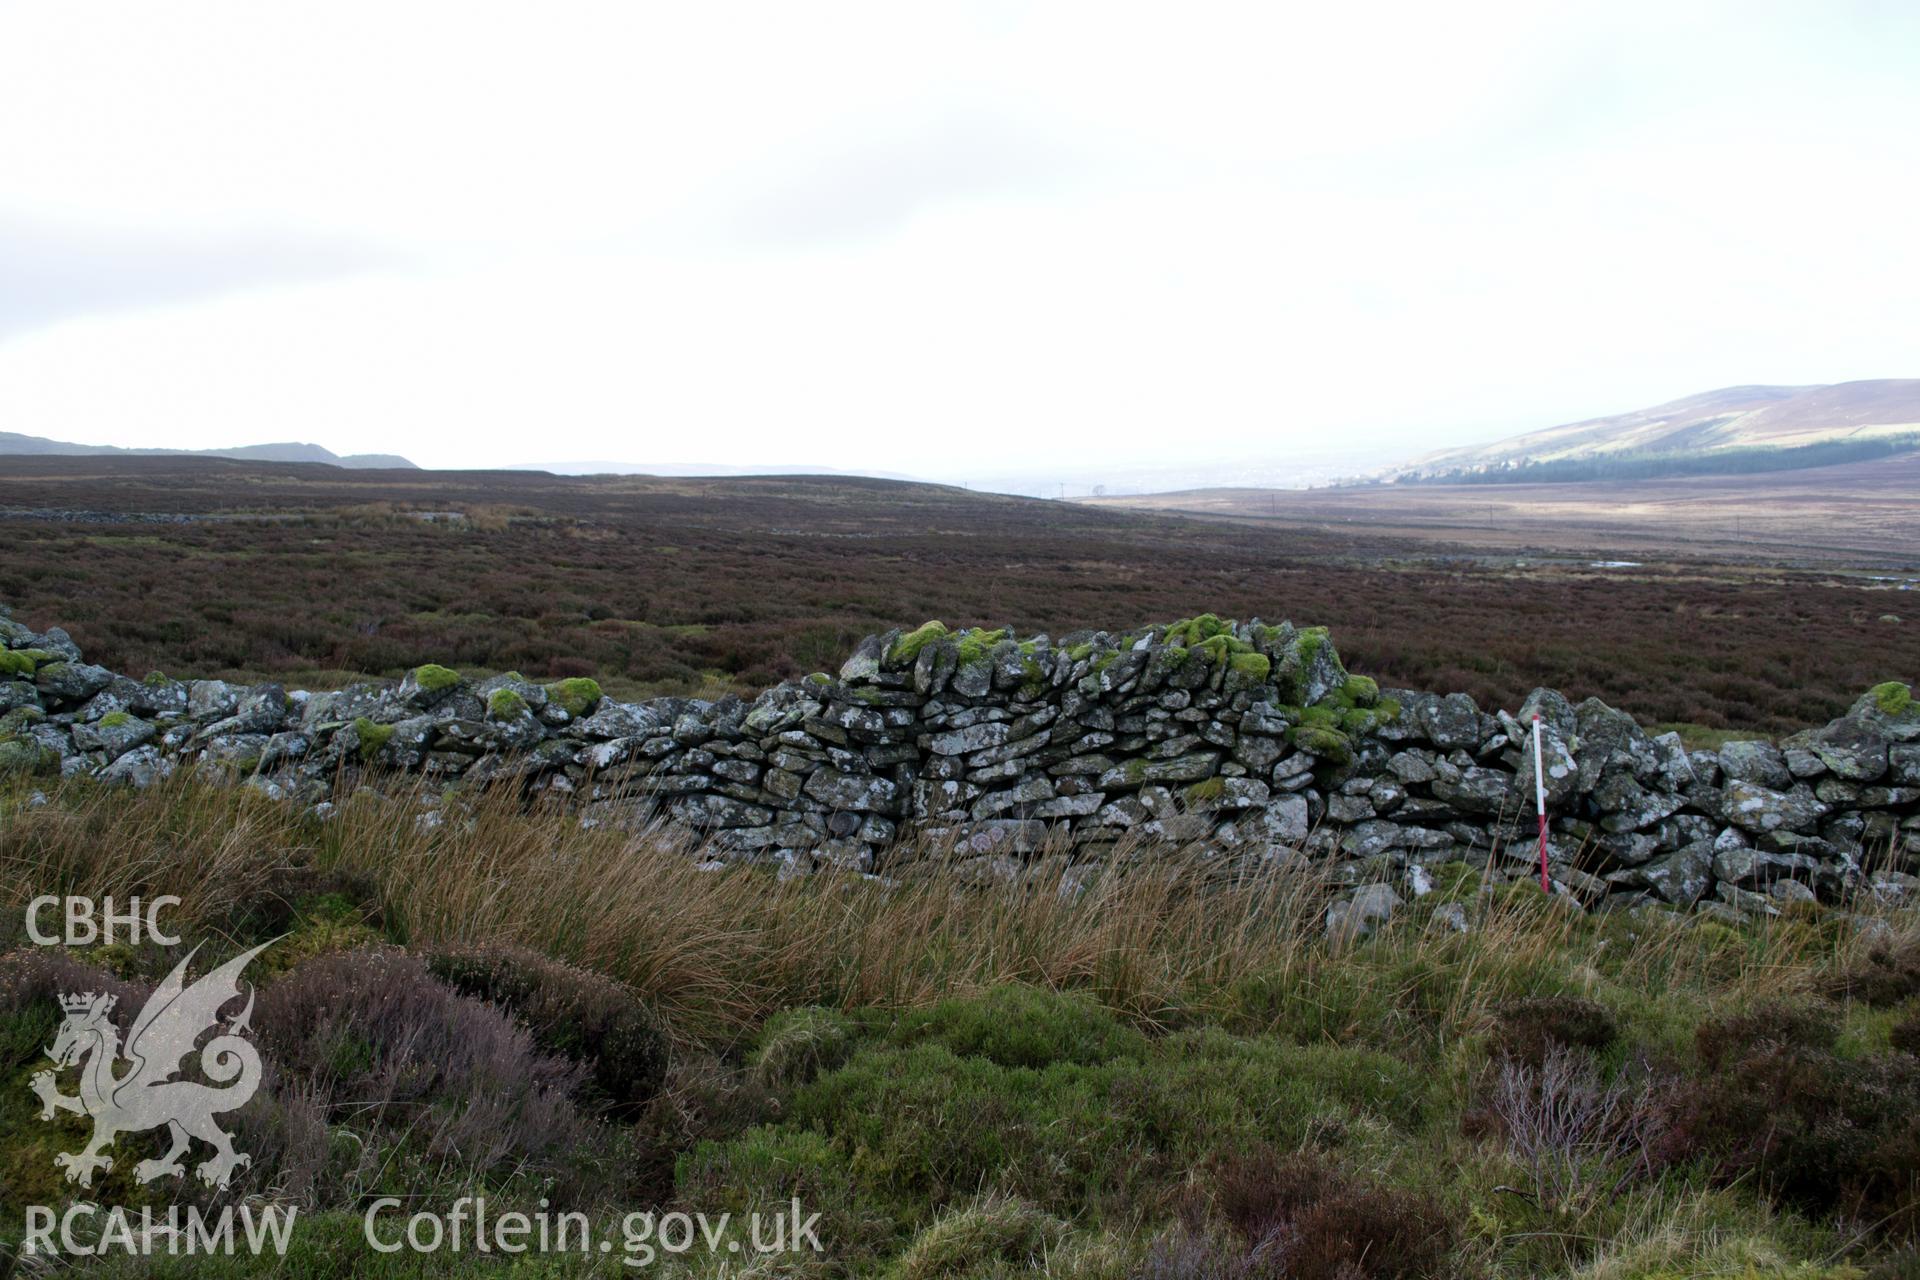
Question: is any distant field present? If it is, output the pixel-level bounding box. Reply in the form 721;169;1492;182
1080;450;1920;563
1;455;1915;733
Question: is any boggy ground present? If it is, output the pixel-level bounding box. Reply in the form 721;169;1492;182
1;457;1914;736
1;772;1918;1277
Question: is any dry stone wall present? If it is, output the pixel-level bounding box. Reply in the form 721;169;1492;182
4;604;1917;920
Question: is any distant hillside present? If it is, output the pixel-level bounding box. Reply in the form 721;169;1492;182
1385;379;1920;482
0;431;415;470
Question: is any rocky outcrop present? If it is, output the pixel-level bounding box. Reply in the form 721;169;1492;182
3;605;1916;918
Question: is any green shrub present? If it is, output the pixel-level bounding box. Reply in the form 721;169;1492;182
890;984;1148;1069
784;1018;1423;1219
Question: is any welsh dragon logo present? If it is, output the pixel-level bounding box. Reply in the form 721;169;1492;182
30;940;273;1190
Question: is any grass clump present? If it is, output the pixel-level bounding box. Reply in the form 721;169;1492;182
890;1192;1069;1280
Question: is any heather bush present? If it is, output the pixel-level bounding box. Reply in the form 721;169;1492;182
425;942;670;1111
1486;995;1619;1069
1658;1003;1920;1237
1829;939;1920;1008
1192;1148;1452;1280
253;946;609;1196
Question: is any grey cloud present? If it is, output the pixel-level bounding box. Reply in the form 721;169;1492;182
0;218;394;341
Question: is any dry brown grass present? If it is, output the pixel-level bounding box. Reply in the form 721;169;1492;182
1;771;1909;1052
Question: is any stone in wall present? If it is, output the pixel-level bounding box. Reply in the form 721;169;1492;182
2;602;1916;921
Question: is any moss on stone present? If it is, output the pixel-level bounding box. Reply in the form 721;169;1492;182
1289;723;1352;763
352;717;394;761
1066;642;1095;663
1183;777;1225;805
889;620;950;666
411;663;461;693
1164;614;1233;647
544;677;603;718
1869;681;1913;716
0;738;53;777
486;688;528;719
1298;705;1341;730
0;650;36;678
1227;651;1272;683
99;711;132;728
0;706;45;734
952;628;1007;667
1341;674;1379;707
1193;633;1254;665
143;670;172;686
805;672;833;687
1295;626;1329;666
1123;757;1149;783
1339;707;1378;735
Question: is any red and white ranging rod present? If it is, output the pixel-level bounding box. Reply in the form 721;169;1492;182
1531;713;1550;893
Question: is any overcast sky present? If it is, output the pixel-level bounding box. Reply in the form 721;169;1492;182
1;3;1916;481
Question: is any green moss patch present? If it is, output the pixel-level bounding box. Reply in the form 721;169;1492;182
486;688;528;719
889;621;950;666
1290;723;1352;763
952;628;1007;667
1869;681;1912;716
351;717;394;761
409;663;461;693
544;676;603;718
0;651;36;679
